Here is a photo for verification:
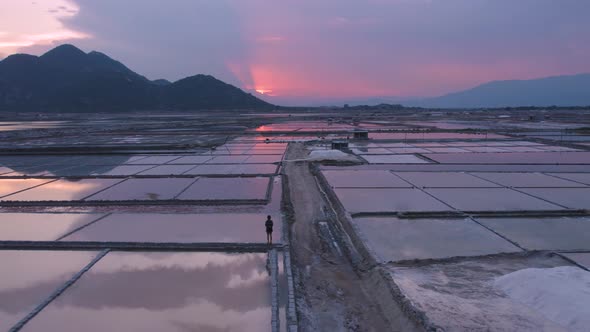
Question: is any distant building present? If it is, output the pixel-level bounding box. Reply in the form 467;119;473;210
352;129;369;140
331;140;349;150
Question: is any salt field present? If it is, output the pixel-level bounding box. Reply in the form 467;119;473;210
1;109;589;331
19;252;272;332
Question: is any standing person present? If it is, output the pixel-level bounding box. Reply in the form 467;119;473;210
265;215;274;245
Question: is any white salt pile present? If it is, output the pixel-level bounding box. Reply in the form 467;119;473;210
494;266;590;331
307;150;361;163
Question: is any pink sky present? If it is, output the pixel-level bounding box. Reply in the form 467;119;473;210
1;0;589;104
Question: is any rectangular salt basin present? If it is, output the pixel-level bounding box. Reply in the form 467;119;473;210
395;172;499;188
424;152;590;164
548;173;590;185
412;142;447;147
2;179;124;201
244;155;283;163
536;146;580;152
137;164;196;175
185;164;236;175
53;165;114;176
443;142;487;147
476;217;590;251
0;166;16;175
361;154;430;164
0;213;105;241
510;141;544;146
348;143;383;149
230;164;278;175
334;188;453;213
500;146;544;153
352;217;520;262
387;148;431;154
0;178;54;198
379;143;414;148
70;155;143;166
0;250;97;331
463;147;509;153
211;148;250;155
252;144;287;151
562;253;590;270
473;172;586;187
369;133;505;140
253;143;287;148
12;164;76;177
125;156;182;164
426;147;471;153
63;213;282;243
475;141;513;147
168;155;214;164
425;188;563;211
0;156;54;167
178;177;270;200
323;170;411;188
206;155;251;164
86;178;196;201
91;165;155;176
21;252;272;332
352;148;392;155
519;188;590;209
247;149;287;155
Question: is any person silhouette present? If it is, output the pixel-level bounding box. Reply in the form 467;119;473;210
265;215;274;245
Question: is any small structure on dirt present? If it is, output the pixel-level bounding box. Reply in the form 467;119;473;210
331;140;349;150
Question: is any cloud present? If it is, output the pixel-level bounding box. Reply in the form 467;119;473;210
0;30;88;49
0;0;88;56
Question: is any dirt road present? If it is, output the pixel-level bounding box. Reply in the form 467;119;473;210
283;143;419;332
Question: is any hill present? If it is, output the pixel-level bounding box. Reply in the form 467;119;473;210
407;74;590;108
0;44;272;111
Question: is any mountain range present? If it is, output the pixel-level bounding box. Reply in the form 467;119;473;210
1;44;588;111
264;74;590;108
0;44;272;112
405;74;590;108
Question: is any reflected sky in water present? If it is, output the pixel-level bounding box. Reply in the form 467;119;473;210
63;213;281;244
0;213;105;241
21;252;271;332
2;179;124;201
0;250;97;331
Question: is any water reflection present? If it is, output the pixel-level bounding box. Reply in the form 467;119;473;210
2;179;124;201
352;217;519;262
0;155;138;177
85;178;195;201
63;213;281;244
0;213;105;241
0;250;96;331
22;252;272;332
0;179;54;197
178;177;270;200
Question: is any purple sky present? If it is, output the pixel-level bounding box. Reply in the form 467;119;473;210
1;0;589;104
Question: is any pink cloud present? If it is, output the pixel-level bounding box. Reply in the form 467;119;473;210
0;0;89;56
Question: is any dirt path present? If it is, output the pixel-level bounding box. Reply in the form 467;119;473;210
283;143;400;331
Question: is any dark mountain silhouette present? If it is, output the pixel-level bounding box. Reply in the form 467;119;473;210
152;79;171;86
407;74;590;108
0;44;272;111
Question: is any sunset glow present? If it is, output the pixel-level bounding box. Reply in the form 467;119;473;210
255;89;272;95
1;0;589;104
